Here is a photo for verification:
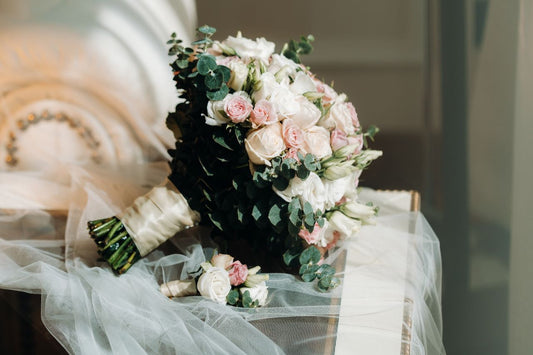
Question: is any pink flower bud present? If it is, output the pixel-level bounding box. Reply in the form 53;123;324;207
228;261;249;286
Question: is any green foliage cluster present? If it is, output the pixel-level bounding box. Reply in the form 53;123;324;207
226;289;260;308
281;35;315;64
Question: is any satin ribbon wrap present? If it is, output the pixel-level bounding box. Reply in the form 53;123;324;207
160;279;197;298
120;179;200;257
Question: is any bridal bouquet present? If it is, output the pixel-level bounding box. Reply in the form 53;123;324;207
88;26;381;294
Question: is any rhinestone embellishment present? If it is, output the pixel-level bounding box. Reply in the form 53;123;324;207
5;111;102;166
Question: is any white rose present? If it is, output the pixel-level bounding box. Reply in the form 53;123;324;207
223;34;275;62
227;60;249;91
273;172;326;212
205;100;229;126
245;123;285;166
240;281;268;307
354;150;383;166
252;72;278;102
289;96;322;129
327;211;362;240
197;267;232;304
323;173;355;209
302;126;332;159
267;54;299;77
290;72;317;95
340;201;376;221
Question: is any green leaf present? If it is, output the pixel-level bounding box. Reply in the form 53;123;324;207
303;202;314;216
226;289;239;305
212;133;233;150
303;154;315;170
217;65;232;83
289;207;300;227
252;201;267;222
242;290;255;308
304;214;315;231
272;177;289;191
176;59;189;69
316;264;336;279
197;156;215;176
204;71;224;90
288;221;301;236
296;164;310;180
197;55;217;75
288;197;301;213
268;204;283;227
197;25;216;35
299;246;321;265
299;263;320;276
301;272;317;282
192;38;213;46
208;212;225;231
206;84;229;101
318;276;341;292
283;248;301;266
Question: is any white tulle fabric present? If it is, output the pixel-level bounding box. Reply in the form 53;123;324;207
0;165;445;354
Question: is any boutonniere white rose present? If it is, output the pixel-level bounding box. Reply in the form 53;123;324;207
160;252;269;308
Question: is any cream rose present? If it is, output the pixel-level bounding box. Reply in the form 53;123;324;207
197;267;232;304
290;71;317;95
226;59;249;91
328;95;356;135
289;96;322;129
267;54;299;77
223;33;275;62
302;126;332;159
245;122;285;166
240;281;268;307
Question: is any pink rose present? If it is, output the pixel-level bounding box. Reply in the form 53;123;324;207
330;129;349;151
346;102;360;129
228;261;249;286
282;119;304;149
314;79;337;105
298;223;322;245
224;94;253;123
347;134;364;155
251;99;278;127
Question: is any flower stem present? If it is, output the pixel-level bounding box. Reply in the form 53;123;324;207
87;217;141;274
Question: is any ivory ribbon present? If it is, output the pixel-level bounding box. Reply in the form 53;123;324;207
160;279;198;298
120;179;200;257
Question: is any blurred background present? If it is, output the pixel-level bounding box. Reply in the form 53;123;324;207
1;0;532;353
198;0;532;354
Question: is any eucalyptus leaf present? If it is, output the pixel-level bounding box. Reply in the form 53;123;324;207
197;55;217;75
299;246;321;265
226;289;239;305
268;204;283;227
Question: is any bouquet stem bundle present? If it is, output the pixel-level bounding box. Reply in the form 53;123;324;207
88;217;140;274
